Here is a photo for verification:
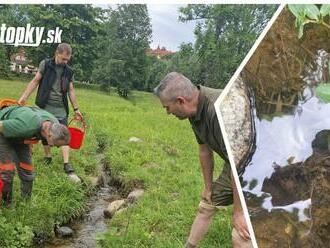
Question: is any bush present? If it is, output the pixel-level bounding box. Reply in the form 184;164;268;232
0;217;34;248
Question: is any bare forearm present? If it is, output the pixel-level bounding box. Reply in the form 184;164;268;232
201;160;213;190
19;72;42;104
69;90;78;109
231;172;251;239
199;145;214;189
68;83;84;121
20;80;38;100
68;82;79;109
231;173;242;213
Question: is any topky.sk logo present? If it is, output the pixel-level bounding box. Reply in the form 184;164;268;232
0;24;63;47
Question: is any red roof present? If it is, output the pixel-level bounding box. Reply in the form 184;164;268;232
146;45;174;58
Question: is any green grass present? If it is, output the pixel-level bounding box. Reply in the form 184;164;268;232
0;79;232;247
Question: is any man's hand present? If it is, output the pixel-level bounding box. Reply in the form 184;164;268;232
17;97;26;105
74;109;83;122
231;171;250;241
233;210;250;241
201;187;212;203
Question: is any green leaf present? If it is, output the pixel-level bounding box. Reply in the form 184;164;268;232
304;4;320;20
320;4;330;17
316;83;330;103
288;4;306;18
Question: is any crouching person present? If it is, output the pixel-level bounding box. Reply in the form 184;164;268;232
0;105;70;205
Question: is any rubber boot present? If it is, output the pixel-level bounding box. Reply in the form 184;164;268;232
2;180;13;206
21;180;33;200
64;163;75;174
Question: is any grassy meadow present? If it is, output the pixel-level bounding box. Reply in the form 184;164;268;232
0;78;232;247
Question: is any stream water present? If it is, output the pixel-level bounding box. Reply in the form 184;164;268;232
41;154;117;248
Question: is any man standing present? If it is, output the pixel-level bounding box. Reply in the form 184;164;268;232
18;43;83;178
0;105;70;205
154;72;252;248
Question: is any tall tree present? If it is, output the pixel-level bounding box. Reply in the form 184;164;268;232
0;5;23;77
165;42;200;82
92;4;152;97
178;4;278;88
145;55;169;91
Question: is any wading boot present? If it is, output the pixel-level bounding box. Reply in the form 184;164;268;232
21;180;33;200
2;180;13;206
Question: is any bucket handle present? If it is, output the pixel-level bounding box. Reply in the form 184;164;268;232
68;118;87;132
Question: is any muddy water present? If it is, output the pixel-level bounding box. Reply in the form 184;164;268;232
239;8;330;248
42;154;117;248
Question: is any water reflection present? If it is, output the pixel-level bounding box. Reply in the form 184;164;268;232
236;8;330;247
244;95;330;194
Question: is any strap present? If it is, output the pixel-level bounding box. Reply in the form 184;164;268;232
0;163;15;171
69;118;87;131
19;162;33;171
199;200;227;211
24;138;39;145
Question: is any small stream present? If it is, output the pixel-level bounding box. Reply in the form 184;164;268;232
42;154;118;248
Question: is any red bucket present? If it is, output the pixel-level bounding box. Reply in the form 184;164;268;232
0;178;4;198
68;119;86;150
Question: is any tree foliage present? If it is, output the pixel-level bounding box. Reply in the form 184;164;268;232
173;4;278;88
0;5;22;74
92;5;152;97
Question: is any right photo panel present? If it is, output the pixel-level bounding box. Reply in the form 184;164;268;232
219;5;330;248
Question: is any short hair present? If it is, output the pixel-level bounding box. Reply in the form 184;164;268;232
154;72;197;102
50;123;71;145
56;43;72;55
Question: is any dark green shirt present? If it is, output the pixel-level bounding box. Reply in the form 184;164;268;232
189;85;229;162
0;106;58;139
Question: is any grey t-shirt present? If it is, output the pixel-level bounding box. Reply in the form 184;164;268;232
38;60;73;118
